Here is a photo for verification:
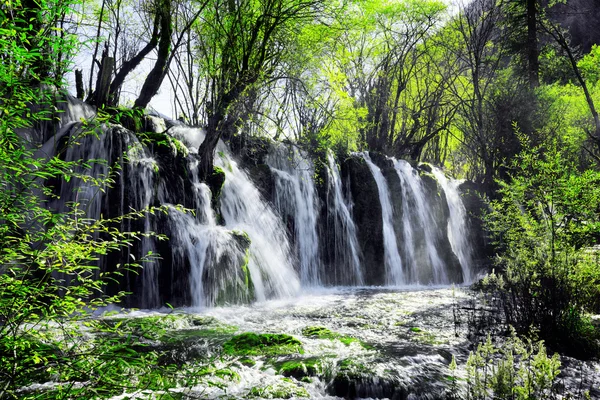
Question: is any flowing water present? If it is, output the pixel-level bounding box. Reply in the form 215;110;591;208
38;96;475;307
360;153;405;285
324;151;363;286
267;144;321;286
430;168;473;283
394;160;447;284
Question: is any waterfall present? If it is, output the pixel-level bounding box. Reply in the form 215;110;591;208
124;134;160;307
34;96;478;308
361;153;405;285
325;151;363;285
166;205;250;307
430;168;473;283
216;144;301;301
266;144;321;286
394;160;448;284
167;126;301;303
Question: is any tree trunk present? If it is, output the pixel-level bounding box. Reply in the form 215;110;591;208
133;0;172;109
75;69;85;99
198;114;223;180
526;0;539;88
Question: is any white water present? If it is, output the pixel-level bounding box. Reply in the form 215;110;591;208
266;144;321;286
361;153;405;285
394;160;448;284
125;134;160;307
431;168;473;283
216;144;301;302
325;151;363;285
37;97;477;307
166;206;249;307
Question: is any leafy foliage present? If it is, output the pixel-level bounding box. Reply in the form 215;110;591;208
485;136;600;358
464;332;563;400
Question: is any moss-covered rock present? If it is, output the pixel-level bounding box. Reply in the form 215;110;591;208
301;326;372;349
210;230;255;306
222;333;303;356
273;357;323;380
206;165;226;206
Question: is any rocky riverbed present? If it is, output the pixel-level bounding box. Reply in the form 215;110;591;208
98;287;599;399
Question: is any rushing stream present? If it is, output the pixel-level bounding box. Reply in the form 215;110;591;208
104;287;599;400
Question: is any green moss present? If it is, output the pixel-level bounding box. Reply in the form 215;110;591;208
302;326;372;349
136;131;188;157
410;327;422;333
222;333;303;356
207;165;226;205
336;359;373;379
274;357;322;379
214;232;254;306
302;326;337;339
161;325;238;345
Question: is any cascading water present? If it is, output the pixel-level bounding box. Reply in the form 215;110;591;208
217;144;301;301
394;160;448;284
36;96;477;309
431;168;473;283
124;134;160;307
164;126;301;304
361;153;405;285
324;151;364;286
266;144;321;286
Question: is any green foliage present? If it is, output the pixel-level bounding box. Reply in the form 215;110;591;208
222;333;304;356
485;136;600;357
578;45;600;85
0;0;204;396
464;332;561;400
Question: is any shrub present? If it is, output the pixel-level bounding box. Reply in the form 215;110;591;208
485;135;600;358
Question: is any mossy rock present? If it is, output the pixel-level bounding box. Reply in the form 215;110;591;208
206;165;226;206
247;378;310;399
136;130;189;158
222;333;303;356
161;325;238;345
302;326;372;349
302;326;337;339
213;231;255;306
273;357;323;380
327;359;405;399
247;377;309;399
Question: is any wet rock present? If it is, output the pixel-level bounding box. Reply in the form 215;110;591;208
273;357;323;380
327;359;408;400
341;154;385;285
457;181;494;275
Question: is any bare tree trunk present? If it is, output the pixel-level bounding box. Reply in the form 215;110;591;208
75;69;85;99
134;0;172;109
526;0;539;88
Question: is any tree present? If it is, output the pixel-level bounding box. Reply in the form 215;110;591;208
189;0;322;179
451;0;512;187
486;136;600;358
540;17;600;158
501;0;540;88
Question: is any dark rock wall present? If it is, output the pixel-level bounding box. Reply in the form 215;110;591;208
341;155;386;285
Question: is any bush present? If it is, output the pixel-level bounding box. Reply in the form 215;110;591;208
485;135;600;358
